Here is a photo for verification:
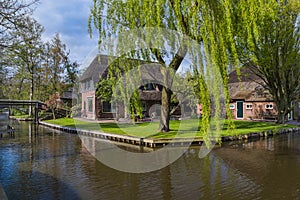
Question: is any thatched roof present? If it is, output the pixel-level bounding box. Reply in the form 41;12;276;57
228;67;273;102
139;90;162;101
79;55;164;84
139;63;164;82
228;67;260;83
79;55;109;84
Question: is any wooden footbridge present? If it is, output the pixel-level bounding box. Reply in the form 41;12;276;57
0;99;46;124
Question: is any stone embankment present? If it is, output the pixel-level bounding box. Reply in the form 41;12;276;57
221;127;300;142
39;121;300;148
39;121;204;147
9;116;32;121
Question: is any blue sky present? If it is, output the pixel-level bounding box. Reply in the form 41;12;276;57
32;0;194;73
33;0;98;65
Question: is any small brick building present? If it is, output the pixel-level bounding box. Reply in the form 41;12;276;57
228;67;299;121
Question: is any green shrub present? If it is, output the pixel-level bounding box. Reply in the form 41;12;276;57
71;104;81;117
11;108;28;116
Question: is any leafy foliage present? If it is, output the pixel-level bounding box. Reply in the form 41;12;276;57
96;78;114;102
1;24;79;104
4;16;44;116
88;0;271;142
42;33;77;99
0;0;39;48
0;0;79;104
233;0;300;123
71;104;81;117
45;93;64;119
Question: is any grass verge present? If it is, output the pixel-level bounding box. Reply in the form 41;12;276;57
44;118;298;139
11;115;32;119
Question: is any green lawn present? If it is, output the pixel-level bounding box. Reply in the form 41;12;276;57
11;115;32;119
44;118;298;139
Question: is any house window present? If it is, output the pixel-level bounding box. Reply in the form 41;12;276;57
81;83;85;92
90;80;94;90
102;101;116;113
87;97;93;112
246;104;253;109
146;83;155;90
265;103;273;109
87;80;90;90
229;104;235;110
140;82;156;91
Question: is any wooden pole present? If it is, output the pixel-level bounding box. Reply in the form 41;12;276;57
34;102;39;124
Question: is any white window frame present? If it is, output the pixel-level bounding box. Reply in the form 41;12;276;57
246;104;253;110
87;80;90;90
87;97;93;112
265;103;273;109
229;104;235;110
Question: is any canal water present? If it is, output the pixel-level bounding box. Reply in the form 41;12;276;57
1;120;300;200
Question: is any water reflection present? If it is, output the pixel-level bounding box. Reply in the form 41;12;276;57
215;134;300;199
0;121;300;199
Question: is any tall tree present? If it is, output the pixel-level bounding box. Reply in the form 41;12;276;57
64;60;79;87
88;0;272;138
0;64;7;98
45;93;64;119
233;0;300;123
0;0;38;98
2;31;78;102
0;0;39;48
89;1;215;132
8;16;44;115
43;33;74;97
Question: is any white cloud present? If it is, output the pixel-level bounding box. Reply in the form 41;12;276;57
33;0;98;64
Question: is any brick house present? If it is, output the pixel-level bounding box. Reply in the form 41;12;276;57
79;55;165;120
79;55;108;119
228;67;299;121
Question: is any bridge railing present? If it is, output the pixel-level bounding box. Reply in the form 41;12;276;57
0;99;46;106
0;99;47;124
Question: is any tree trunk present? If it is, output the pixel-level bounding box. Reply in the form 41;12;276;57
294;103;299;121
159;86;172;132
18;78;24;95
29;73;34;116
276;102;287;124
277;112;286;124
52;109;56;120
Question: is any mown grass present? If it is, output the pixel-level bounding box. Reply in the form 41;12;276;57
44;118;297;139
11;115;32;119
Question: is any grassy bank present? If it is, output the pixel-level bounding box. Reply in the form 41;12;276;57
10;115;32;119
44;118;298;139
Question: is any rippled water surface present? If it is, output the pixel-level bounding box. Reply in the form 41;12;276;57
1;120;300;199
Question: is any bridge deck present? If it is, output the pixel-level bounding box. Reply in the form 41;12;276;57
0;99;46;106
0;99;46;124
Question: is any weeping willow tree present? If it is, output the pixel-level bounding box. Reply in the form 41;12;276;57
88;0;275;139
233;0;300;123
